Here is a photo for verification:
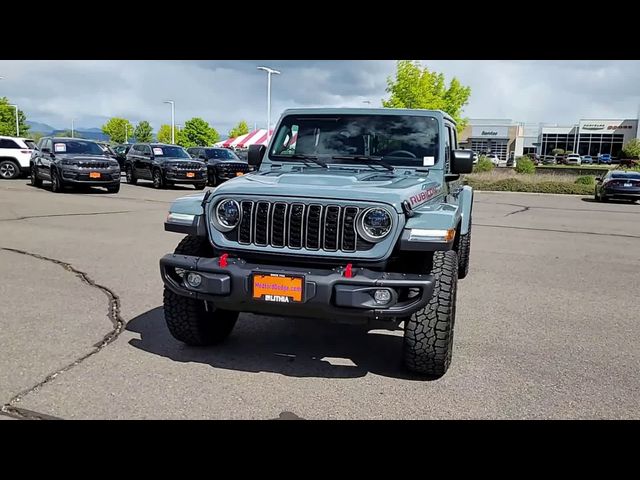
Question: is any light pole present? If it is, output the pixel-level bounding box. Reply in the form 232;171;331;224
71;119;74;138
164;100;175;144
257;66;280;135
9;104;19;136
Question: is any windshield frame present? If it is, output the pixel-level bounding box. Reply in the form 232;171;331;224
268;113;441;170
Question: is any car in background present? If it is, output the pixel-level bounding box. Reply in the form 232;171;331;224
598;154;612;164
29;137;121;193
124;143;207;189
619;158;640;168
486;154;505;167
187;146;252;186
566;154;582;165
0;136;36;179
472;151;478;164
554;154;567;165
581;155;593;165
112;144;132;170
594;170;640;202
541;155;556;165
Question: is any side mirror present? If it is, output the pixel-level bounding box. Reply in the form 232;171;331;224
248;144;266;167
451;150;474;174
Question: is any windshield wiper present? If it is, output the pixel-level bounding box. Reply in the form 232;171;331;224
273;154;328;169
330;155;395;171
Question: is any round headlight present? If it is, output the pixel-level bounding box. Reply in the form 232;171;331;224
214;199;241;232
358;207;393;242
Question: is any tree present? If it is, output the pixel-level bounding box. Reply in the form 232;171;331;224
28;132;46;142
0;97;30;136
622;138;640;159
101;117;133;144
177;117;219;148
551;148;565;155
157;124;174;144
228;120;249;139
134;120;153;143
382;60;471;132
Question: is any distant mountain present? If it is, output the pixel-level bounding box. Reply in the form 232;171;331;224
52;129;109;141
26;121;56;133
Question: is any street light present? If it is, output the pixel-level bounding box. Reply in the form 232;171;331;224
163;100;175;144
9;104;19;136
71;119;74;138
257;66;281;135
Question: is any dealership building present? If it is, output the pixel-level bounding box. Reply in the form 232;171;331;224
459;118;640;160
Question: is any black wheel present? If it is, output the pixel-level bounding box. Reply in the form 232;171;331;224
30;164;42;187
163;235;238;346
152;168;165;189
402;250;458;378
194;183;206;190
125;165;137;185
208;173;218;187
51;168;63;193
0;160;20;180
106;184;120;194
456;218;471;280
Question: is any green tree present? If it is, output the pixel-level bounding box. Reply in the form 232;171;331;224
177;117;219;148
157;124;174;144
228;120;249;139
57;130;84;138
28;132;46;142
0;97;30;136
551;148;565;155
134;120;153;143
622;138;640;159
101;117;133;144
382;60;471;133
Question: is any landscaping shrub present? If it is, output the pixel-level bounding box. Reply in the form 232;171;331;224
465;177;593;195
574;175;595;185
474;156;494;173
514;156;535;174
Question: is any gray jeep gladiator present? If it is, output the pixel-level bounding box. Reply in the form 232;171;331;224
159;108;474;377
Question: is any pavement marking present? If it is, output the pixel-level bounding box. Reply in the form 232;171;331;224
0;210;133;222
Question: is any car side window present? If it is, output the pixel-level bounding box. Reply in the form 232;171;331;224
143;145;152;156
444;125;452;165
0;139;20;149
44;139;52;151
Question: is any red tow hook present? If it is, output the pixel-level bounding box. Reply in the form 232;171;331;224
219;253;229;267
344;263;354;278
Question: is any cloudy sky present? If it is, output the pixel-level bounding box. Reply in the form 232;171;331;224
1;60;639;135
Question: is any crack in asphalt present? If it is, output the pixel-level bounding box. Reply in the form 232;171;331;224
504;206;530;217
475;223;640;239
0;210;132;222
0;248;125;420
477;200;640;215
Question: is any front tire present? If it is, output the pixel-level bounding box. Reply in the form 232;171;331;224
194;182;206;190
0;160;20;180
125;165;137;185
51;168;63;193
402;250;458;378
163;235;238;346
30;164;42;187
106;184;120;194
152;168;165;189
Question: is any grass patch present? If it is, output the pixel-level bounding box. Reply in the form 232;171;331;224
574;175;595;185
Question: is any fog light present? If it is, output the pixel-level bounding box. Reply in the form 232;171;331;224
186;272;202;288
374;289;392;305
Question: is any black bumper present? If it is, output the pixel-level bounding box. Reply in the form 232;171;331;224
61;170;120;185
602;188;640;200
159;254;435;322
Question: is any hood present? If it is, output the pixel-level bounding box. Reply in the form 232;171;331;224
162;159;206;166
58;154;117;163
212;168;444;212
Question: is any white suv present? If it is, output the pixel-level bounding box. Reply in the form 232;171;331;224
0;136;36;179
566;153;582;165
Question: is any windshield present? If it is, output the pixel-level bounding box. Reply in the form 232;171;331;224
24;140;36;149
612;173;640;179
153;146;190;158
269;114;440;167
54;140;105;155
207;148;239;160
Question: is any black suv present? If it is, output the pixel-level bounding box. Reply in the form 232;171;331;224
30;137;121;193
112;144;131;170
186;146;252;186
124;143;207;189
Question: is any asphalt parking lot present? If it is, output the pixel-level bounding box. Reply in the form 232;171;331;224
1;179;639;419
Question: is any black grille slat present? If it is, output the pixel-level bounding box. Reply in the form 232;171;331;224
254;202;270;246
78;162;111;169
173;162;203;170
341;207;359;252
271;203;287;247
226;201;375;252
323;206;340;251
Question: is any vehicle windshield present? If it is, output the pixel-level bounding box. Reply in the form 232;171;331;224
54;140;105;155
269;114;440;168
24;140;36;149
207;149;240;160
153;146;190;158
612;172;640;179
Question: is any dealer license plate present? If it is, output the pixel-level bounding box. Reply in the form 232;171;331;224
186;172;195;178
89;172;101;179
252;273;304;303
624;183;632;187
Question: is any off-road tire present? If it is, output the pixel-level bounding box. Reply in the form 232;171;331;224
163;235;238;346
125;165;137;185
402;250;458;378
30;164;42;187
0;160;20;179
456;217;471;280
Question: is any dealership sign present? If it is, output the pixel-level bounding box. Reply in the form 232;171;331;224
580;121;636;132
471;126;509;138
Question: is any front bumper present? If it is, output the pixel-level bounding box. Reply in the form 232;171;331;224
61;169;120;184
166;170;206;183
160;254;435;322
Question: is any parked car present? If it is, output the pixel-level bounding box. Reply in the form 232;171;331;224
186;146;253;186
124;143;207;190
619;158;640;168
112;144;131;170
581;155;593;165
506;152;516;168
554;154;567;165
542;155;556;165
0;136;36;179
29;137;121;193
594;170;640;203
598;154;612;164
566;154;582;165
486;154;504;167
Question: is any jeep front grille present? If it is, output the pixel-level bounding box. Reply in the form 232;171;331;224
236;200;368;252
